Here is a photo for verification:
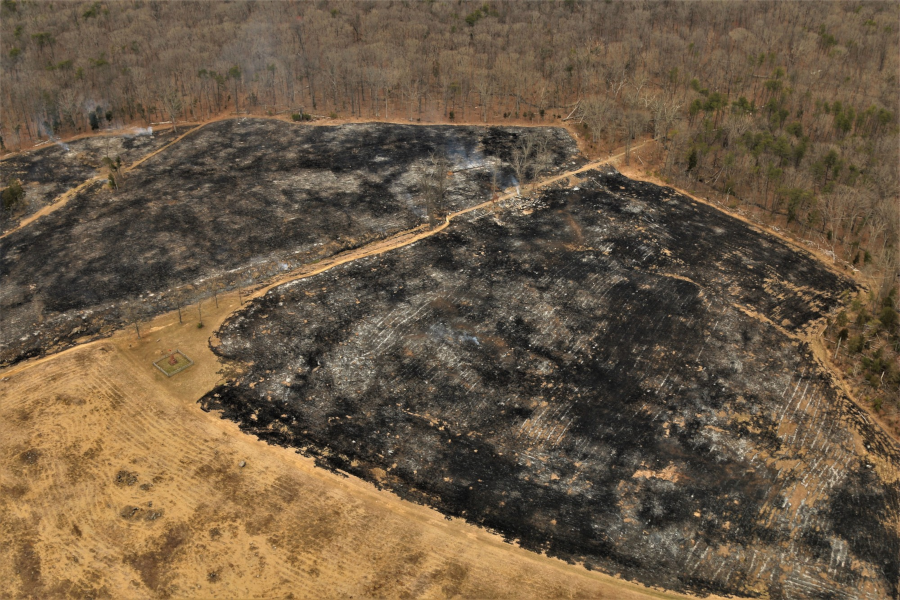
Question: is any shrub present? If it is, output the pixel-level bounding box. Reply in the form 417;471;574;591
847;335;866;353
686;148;698;172
2;178;25;210
880;305;898;331
724;178;736;196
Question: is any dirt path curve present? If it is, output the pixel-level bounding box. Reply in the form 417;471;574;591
0;114;623;241
0;123;208;240
0;141;641;384
203;140;650;315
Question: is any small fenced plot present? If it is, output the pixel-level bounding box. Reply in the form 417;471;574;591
153;350;193;377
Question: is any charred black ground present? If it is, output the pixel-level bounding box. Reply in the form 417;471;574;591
0;129;179;233
0;119;579;366
202;170;898;600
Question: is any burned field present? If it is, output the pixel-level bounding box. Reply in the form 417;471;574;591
0;119;579;367
203;170;899;600
0;129;179;233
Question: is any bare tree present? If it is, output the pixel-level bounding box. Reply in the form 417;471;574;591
209;275;223;308
174;290;184;324
648;95;683;144
418;152;451;229
475;70;494;123
124;304;142;339
102;156;124;191
606;67;629;100
228;65;242;114
622;109;649;166
490;170;501;216
57;88;81;130
531;133;554;190
163;89;183;133
400;67;423;121
821;187;851;261
579;97;613;148
510;133;536;195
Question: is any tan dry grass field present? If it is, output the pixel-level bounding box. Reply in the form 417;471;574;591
1;288;731;600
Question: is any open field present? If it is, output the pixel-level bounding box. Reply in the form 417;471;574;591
0;119;580;368
1;263;729;600
203;169;898;599
2;120;897;600
0;129;181;233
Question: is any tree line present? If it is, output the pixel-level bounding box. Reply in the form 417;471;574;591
0;0;896;276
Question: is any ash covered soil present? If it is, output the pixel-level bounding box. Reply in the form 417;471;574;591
0;119;579;366
0;129;180;233
203;169;899;600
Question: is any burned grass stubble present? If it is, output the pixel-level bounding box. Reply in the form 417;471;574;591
202;171;898;599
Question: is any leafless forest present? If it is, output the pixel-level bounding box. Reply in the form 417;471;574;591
1;1;898;417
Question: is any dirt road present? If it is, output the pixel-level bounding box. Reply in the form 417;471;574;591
0;125;205;240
